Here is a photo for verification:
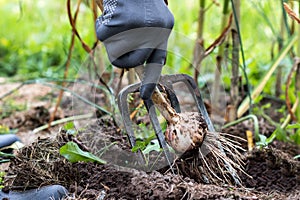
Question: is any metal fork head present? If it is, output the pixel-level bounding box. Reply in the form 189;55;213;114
117;73;214;171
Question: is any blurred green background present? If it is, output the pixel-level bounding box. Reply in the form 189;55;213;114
0;0;289;91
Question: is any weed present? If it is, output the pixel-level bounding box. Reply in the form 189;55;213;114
60;141;106;164
0;99;26;119
63;122;78;136
0;172;5;189
0;124;17;135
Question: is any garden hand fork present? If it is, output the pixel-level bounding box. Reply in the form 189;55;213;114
117;68;214;170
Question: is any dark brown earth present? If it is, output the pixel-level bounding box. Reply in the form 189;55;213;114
0;83;300;199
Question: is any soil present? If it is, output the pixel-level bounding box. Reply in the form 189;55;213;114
0;81;300;199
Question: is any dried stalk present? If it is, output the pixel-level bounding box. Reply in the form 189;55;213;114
284;2;300;24
285;58;300;121
275;15;285;97
95;0;103;12
229;0;240;121
279;2;300;121
193;0;206;81
211;0;230;113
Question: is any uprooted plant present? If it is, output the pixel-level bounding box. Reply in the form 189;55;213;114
131;67;247;185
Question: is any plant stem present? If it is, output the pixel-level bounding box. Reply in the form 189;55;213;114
298;0;300;56
275;13;285;97
193;0;206;81
296;0;300;122
281;0;291;36
229;0;240;121
222;114;260;140
198;0;206;39
211;0;230;112
266;97;299;144
95;0;103;12
0;83;25;100
231;0;251;118
49;0;82;129
33;113;94;134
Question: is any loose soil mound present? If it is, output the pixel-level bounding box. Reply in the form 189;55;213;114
3;119;300;199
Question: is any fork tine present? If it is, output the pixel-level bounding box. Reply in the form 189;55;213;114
143;99;175;173
118;82;175;171
117;83;147;165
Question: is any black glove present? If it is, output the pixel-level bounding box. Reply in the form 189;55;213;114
96;0;174;68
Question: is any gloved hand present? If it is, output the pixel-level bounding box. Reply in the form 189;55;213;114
0;185;68;200
0;134;20;149
95;0;174;69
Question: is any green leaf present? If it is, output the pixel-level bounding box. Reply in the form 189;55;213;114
0;151;15;158
63;122;75;130
63;122;77;135
294;155;300;159
132;140;146;153
256;134;267;147
275;127;288;141
290;129;300;145
142;140;161;154
286;124;300;130
60;142;106;164
0;125;10;134
261;103;271;109
132;133;156;153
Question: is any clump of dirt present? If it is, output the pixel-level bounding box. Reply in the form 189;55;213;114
4;135;71;190
1;106;51;131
